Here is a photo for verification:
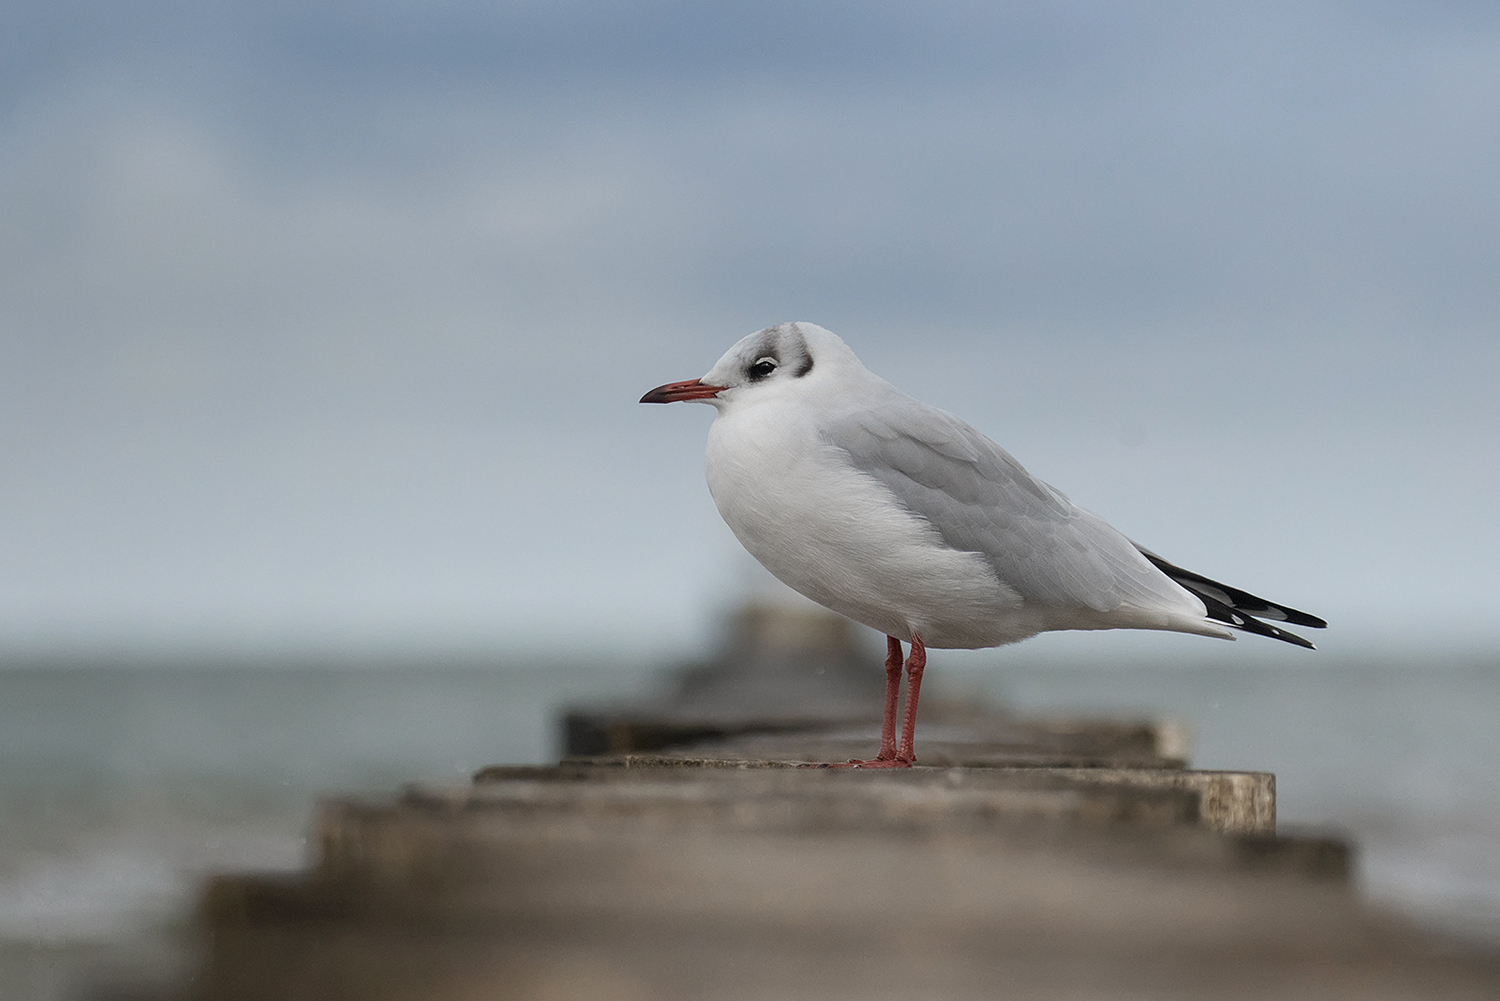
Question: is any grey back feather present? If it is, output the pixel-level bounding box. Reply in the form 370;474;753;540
822;398;1191;615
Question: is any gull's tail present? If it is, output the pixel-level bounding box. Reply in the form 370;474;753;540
1137;548;1327;650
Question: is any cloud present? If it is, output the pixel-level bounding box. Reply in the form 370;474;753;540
1;2;1498;653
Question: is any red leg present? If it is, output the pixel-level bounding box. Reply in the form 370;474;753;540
875;636;902;760
895;633;926;765
818;634;917;769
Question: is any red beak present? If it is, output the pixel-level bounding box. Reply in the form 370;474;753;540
640;379;726;403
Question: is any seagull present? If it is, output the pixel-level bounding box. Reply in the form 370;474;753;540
641;322;1325;768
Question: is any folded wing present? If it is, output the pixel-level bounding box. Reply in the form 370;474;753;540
823;398;1202;619
823;394;1324;648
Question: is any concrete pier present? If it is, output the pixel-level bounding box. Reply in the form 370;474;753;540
194;738;1499;1000
188;608;1500;999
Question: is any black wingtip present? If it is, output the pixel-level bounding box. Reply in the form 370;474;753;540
1206;592;1318;649
1140;550;1324;649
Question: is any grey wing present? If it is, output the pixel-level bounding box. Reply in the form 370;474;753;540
823;398;1195;615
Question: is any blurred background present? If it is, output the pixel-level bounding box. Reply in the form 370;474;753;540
1;1;1498;997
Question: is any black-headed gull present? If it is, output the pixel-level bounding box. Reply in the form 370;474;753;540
642;322;1324;767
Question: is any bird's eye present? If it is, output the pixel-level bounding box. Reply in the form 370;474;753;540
749;358;777;380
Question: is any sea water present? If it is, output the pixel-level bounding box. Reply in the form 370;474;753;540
0;656;660;1000
0;650;1495;998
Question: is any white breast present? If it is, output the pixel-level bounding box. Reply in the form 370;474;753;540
704;398;1048;649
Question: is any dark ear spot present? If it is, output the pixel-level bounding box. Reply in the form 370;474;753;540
794;355;813;377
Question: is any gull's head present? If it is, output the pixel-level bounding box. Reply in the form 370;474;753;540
640;322;854;410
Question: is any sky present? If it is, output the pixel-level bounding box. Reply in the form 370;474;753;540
2;1;1498;658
